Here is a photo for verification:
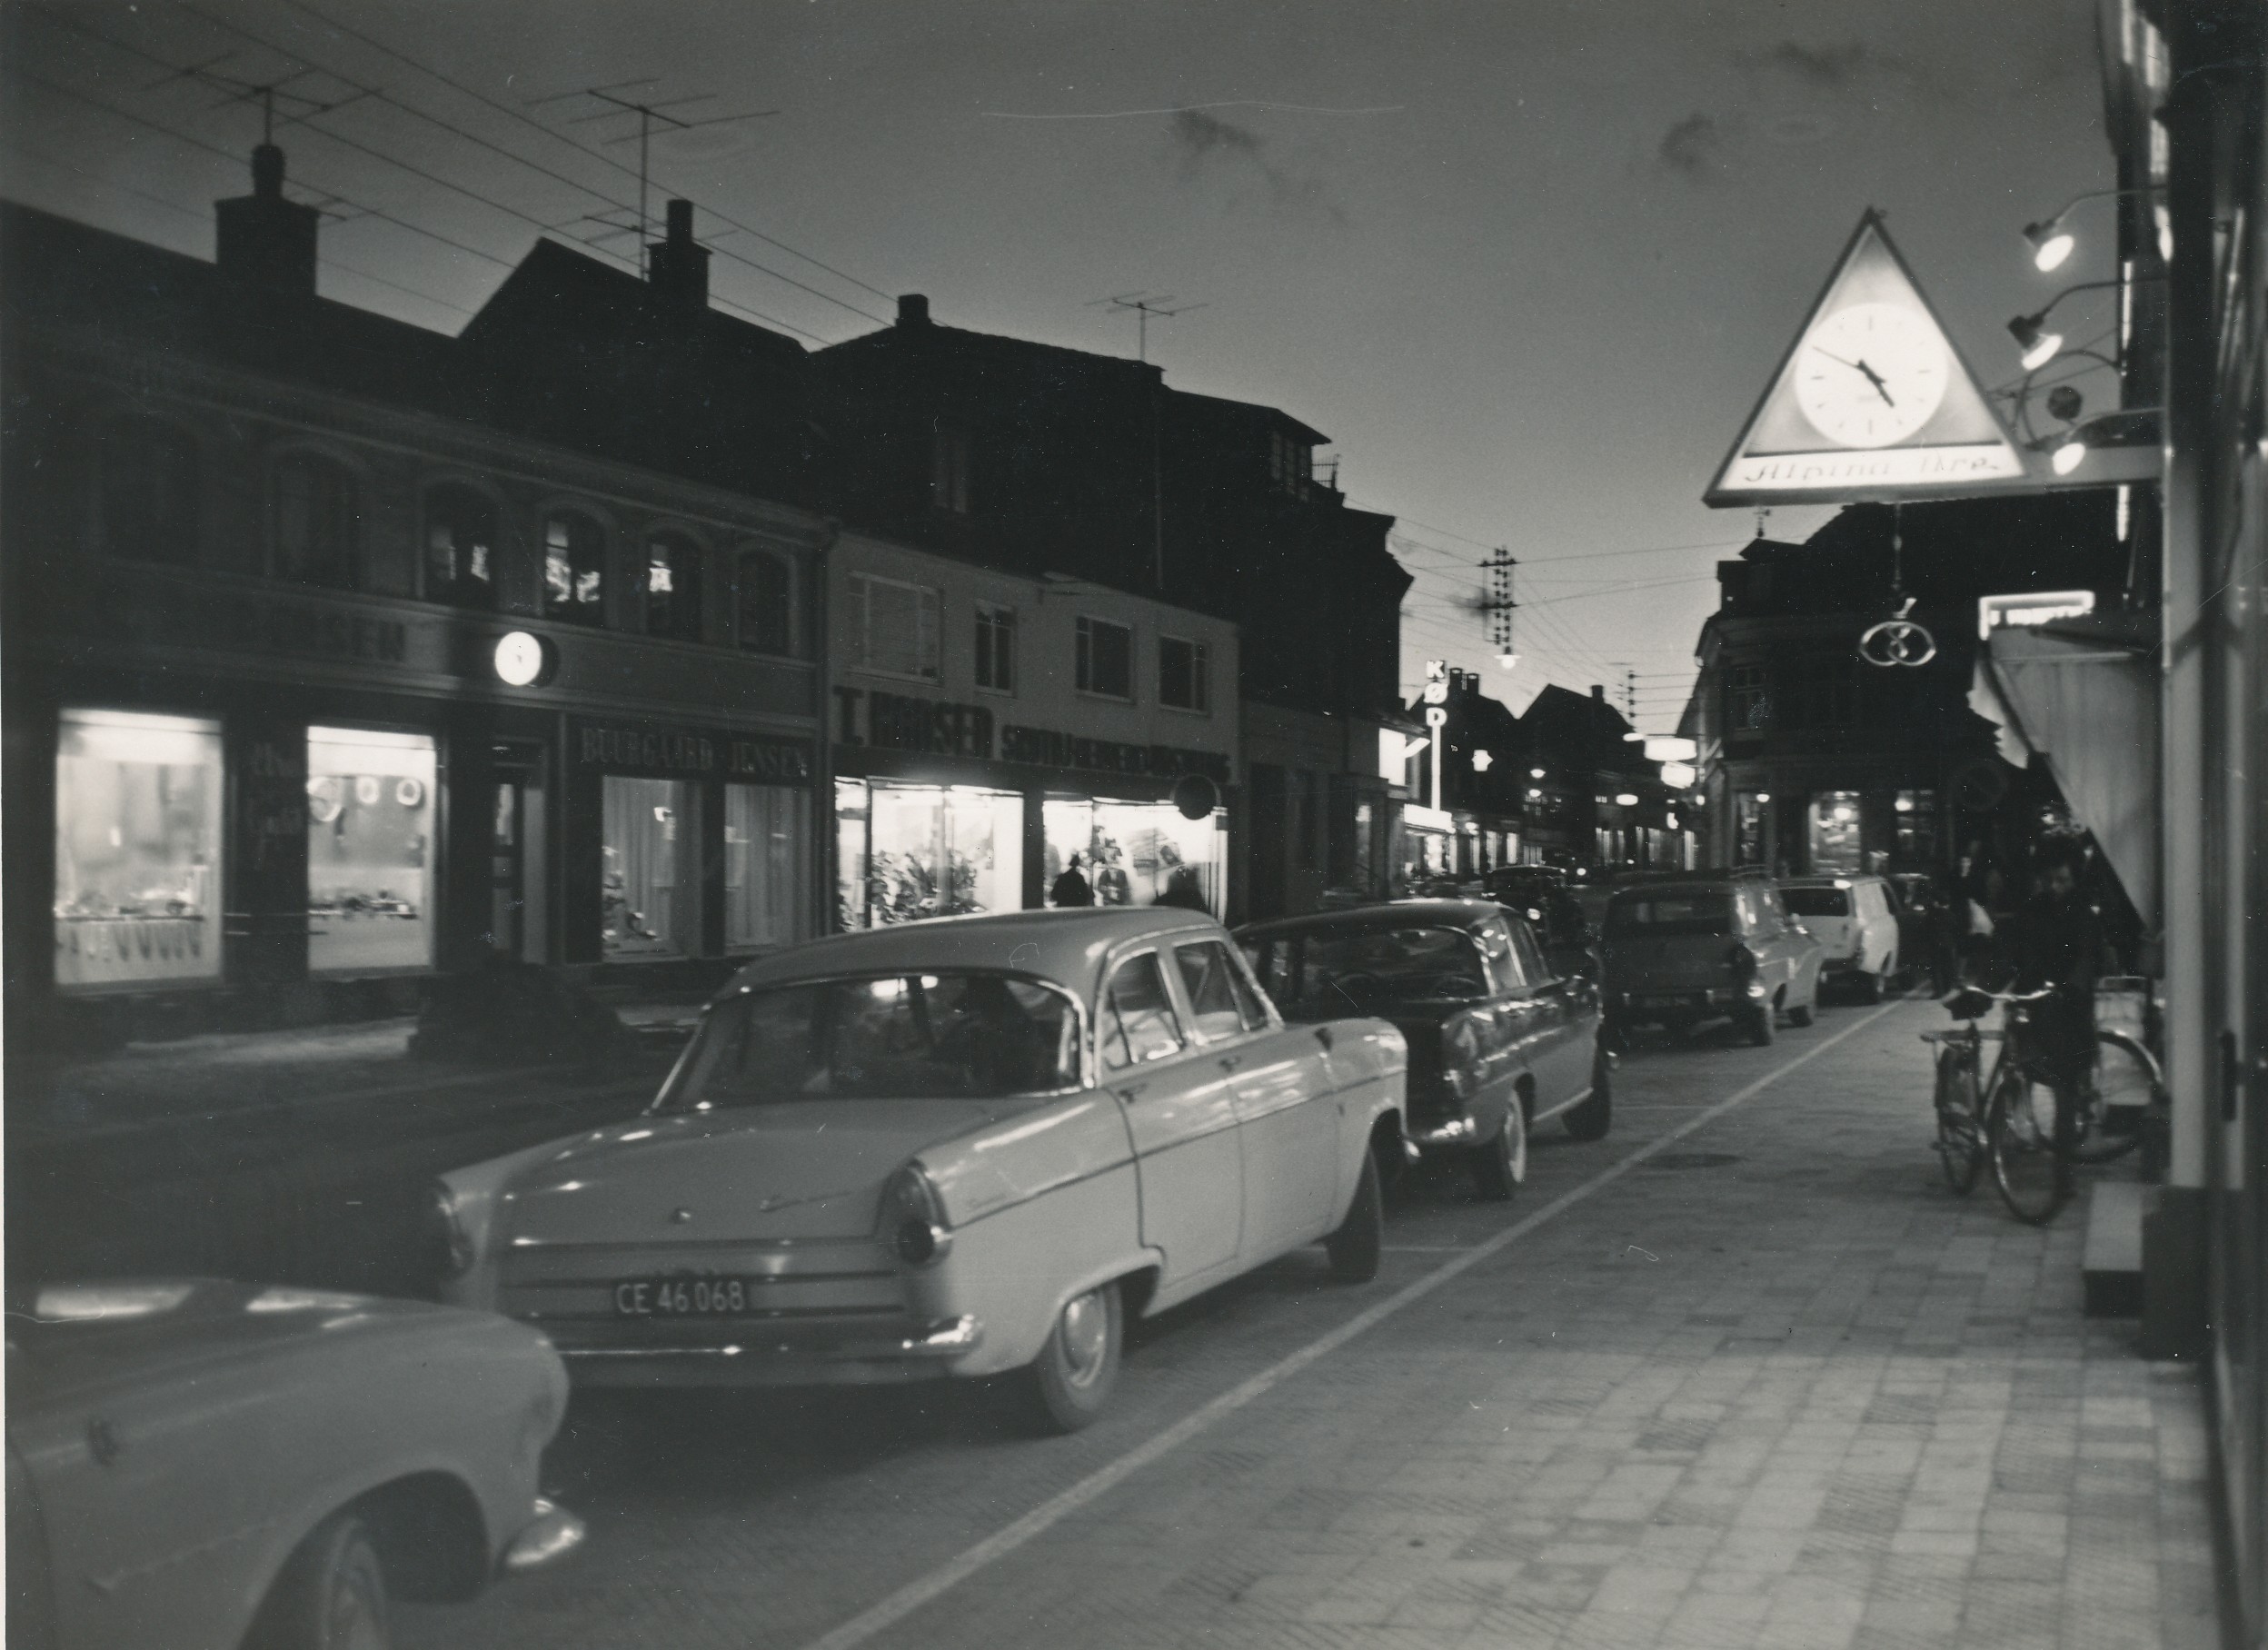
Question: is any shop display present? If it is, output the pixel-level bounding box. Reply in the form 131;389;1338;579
602;776;690;959
54;709;224;987
725;782;809;949
307;726;435;974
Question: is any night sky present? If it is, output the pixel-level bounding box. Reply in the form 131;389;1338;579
3;0;2113;729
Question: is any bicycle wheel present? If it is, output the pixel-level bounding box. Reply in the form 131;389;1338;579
2068;1032;2153;1165
1988;1067;2067;1225
1934;1051;1984;1194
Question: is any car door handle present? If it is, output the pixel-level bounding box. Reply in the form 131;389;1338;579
1313;1026;1334;1052
1115;1082;1148;1102
1218;1054;1241;1073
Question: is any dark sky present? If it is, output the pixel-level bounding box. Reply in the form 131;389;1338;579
3;0;2114;727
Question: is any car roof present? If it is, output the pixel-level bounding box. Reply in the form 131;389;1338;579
1236;899;1508;940
721;908;1223;999
1781;874;1885;887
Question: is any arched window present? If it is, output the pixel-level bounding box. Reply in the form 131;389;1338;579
736;547;793;655
542;512;607;624
644;531;703;641
423;484;498;610
97;418;200;566
271;452;359;589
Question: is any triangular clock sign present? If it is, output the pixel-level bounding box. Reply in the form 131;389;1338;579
1705;209;2024;508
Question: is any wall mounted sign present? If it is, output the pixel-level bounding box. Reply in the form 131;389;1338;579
1858;597;1939;668
572;718;813;784
1706;210;2024;507
831;685;1231;783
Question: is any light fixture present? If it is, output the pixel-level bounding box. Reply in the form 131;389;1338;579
492;631;552;687
1472;750;1495;771
1527;787;1543;800
2052;437;2088;475
2042;406;2161;480
1615;792;1639;807
1529;767;1546;780
2022;219;2076;273
1497;651;1519;670
2009;313;2064;370
1754;791;1771;803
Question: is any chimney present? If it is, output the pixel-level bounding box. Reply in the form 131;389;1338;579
214;143;319;297
897;293;930;327
1590;684;1606;701
646;198;710;311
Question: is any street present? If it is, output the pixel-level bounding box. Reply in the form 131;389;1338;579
400;997;2219;1650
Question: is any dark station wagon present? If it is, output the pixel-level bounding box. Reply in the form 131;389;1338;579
1238;900;1611;1199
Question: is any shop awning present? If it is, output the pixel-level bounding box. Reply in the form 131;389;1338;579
1970;612;2160;929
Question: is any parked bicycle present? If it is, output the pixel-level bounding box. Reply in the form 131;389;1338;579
1927;985;2164;1223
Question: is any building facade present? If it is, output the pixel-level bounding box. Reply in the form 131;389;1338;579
827;532;1238;926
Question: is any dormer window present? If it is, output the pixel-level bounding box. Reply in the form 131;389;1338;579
1268;430;1309;498
930;425;971;515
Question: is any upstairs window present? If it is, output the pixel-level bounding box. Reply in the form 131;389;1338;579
542;512;607;625
423;484;497;610
1076;616;1133;700
848;572;939;681
930;426;971;514
974;602;1017;692
271;452;359;589
736;548;795;656
1159;635;1209;711
1268;429;1309;498
1726;663;1771;732
98;418;199;566
644;531;703;642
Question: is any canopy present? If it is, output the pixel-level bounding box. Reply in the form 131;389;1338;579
1970;614;2160;929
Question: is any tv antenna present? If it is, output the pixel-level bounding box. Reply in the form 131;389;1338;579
1089;293;1207;363
1477;549;1520;670
530;81;777;273
151;57;375;144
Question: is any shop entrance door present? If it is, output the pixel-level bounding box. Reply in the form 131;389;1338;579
490;744;547;962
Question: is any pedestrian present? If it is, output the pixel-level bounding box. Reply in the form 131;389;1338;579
1994;838;2107;1204
1153;865;1209;913
1049;853;1094;909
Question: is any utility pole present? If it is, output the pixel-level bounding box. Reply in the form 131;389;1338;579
1477;549;1520;668
531;81;775;273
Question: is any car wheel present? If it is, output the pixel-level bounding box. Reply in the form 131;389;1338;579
1787;992;1815;1029
1859;958;1886;1002
1325;1152;1384;1283
249;1510;390;1650
1020;1279;1122;1435
1564;1043;1612;1142
1470;1090;1528;1200
1746;999;1776;1046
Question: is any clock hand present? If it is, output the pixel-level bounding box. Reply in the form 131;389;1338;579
1852;358;1896;406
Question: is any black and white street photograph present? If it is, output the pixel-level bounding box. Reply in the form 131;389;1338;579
3;3;2263;1646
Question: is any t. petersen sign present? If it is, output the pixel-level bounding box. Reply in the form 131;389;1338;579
833;686;1230;783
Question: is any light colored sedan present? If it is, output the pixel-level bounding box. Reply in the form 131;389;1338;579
7;1279;582;1650
433;909;1408;1432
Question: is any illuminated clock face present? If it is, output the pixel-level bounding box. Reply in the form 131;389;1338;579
1793;302;1948;449
493;631;548;687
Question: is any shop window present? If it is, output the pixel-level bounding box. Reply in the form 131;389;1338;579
1726;663;1771;732
1894;788;1938;864
1101;953;1185;1069
1094;797;1225;913
725;782;809;950
602;776;693;959
306;727;437;975
848;572;939;681
54;710;224;988
862;782;1022;925
644;531;703;642
974;601;1017;693
271;452;359;589
834;777;871;931
423;484;497;610
737;548;795;656
1808;790;1864;876
1159;635;1209;712
542;512;607;624
1736;791;1768;867
97;418;199;566
1076;616;1133;700
930;426;971;514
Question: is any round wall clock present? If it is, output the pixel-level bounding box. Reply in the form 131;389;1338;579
1793;302;1947;448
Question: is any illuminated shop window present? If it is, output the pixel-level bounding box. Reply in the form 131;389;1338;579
306;727;436;975
54;710;224;988
725;782;809;950
1894;789;1939;864
1808;790;1865;876
602;776;692;959
542;512;607;624
271;452;359;589
644;532;703;642
863;783;1022;925
1093;798;1227;916
98;418;199;566
834;778;871;931
423;484;496;610
737;549;795;656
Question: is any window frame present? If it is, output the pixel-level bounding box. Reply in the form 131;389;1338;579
930;424;972;515
1170;938;1268;1043
1157;633;1210;714
540;506;612;627
734;545;799;658
847;571;942;682
419;479;502;611
1099;948;1189;1071
641;525;708;644
95;413;202;568
1075;614;1136;702
267;447;363;591
973;601;1018;695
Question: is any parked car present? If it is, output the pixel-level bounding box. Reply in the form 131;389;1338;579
1780;875;1902;1000
432;909;1407;1434
1480;866;1597;973
7;1279;582;1650
1598;871;1824;1045
1238;899;1610;1198
1888;870;1956;991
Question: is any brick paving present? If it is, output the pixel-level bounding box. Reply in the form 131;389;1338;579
400;999;2223;1650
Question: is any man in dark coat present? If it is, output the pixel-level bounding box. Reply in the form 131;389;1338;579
1999;840;2105;1198
1049;853;1094;909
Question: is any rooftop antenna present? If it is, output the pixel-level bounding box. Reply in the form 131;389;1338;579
1088;292;1208;363
1753;505;1770;541
530;80;776;274
154;58;376;144
1478;548;1520;670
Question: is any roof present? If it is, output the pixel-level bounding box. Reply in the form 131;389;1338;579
1235;899;1508;940
721;908;1226;999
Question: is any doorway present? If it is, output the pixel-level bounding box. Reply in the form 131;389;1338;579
490;743;547;962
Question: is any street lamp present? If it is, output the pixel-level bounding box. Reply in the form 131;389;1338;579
2019;187;2151;273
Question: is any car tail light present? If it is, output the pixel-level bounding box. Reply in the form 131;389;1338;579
880;1164;952;1267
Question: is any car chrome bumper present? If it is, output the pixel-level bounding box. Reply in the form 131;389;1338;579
500;1498;586;1575
553;1315;984;1386
1408;1114;1482;1148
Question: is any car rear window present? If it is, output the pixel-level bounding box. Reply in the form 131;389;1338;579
1781;887;1853;917
1247;925;1489;1018
1604;888;1734;939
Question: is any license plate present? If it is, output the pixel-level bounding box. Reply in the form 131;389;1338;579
613;1277;758;1317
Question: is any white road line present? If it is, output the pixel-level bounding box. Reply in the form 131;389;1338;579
791;999;1907;1650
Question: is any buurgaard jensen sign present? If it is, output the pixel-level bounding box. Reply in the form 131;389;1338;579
833;686;1230;783
572;718;814;783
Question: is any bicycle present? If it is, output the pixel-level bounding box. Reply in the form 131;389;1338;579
1935;986;2165;1224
